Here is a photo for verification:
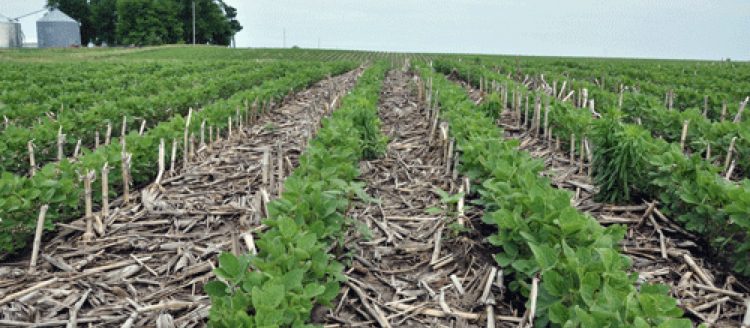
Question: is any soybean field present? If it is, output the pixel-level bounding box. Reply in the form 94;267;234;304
0;46;749;328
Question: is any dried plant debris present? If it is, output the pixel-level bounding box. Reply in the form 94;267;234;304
460;81;750;328
0;68;363;327
322;70;522;328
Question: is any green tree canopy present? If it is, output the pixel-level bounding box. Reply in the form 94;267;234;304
90;0;117;45
47;0;241;46
177;0;242;45
116;0;183;46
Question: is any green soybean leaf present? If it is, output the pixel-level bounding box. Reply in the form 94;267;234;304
217;252;243;279
528;242;557;271
204;280;229;297
252;284;285;310
278;217;298;239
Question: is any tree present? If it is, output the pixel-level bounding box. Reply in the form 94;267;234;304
116;0;183;46
47;0;94;44
89;0;117;45
50;0;242;46
177;0;241;46
220;0;242;35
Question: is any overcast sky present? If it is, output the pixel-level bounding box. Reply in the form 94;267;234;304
3;0;749;60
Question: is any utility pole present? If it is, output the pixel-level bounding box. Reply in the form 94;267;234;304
282;28;286;48
192;1;196;45
317;38;320;49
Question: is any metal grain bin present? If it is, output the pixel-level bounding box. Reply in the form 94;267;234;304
0;17;23;48
36;9;80;48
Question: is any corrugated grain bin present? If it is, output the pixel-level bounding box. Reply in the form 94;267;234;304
0;17;23;48
36;9;81;48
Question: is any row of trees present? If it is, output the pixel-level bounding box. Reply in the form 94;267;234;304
47;0;242;46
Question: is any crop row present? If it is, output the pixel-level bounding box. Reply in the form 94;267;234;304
207;63;389;327
0;61;232;126
438;59;750;278
120;46;437;64
420;63;692;327
0;61;356;256
487;57;750;121
487;60;750;180
0;61;141;88
0;61;308;175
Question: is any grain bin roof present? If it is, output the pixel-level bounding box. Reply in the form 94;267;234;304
38;9;78;23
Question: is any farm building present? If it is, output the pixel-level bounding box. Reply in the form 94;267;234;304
0;15;23;48
36;9;80;48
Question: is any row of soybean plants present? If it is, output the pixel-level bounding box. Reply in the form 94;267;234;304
0;61;356;256
0;61;144;102
124;47;366;62
0;60;230;127
206;63;389;327
469;59;750;269
0;61;300;175
503;60;750;180
439;58;750;279
421;63;692;327
127;47;437;66
500;56;750;121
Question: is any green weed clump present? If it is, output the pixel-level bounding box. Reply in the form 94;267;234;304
591;112;652;203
